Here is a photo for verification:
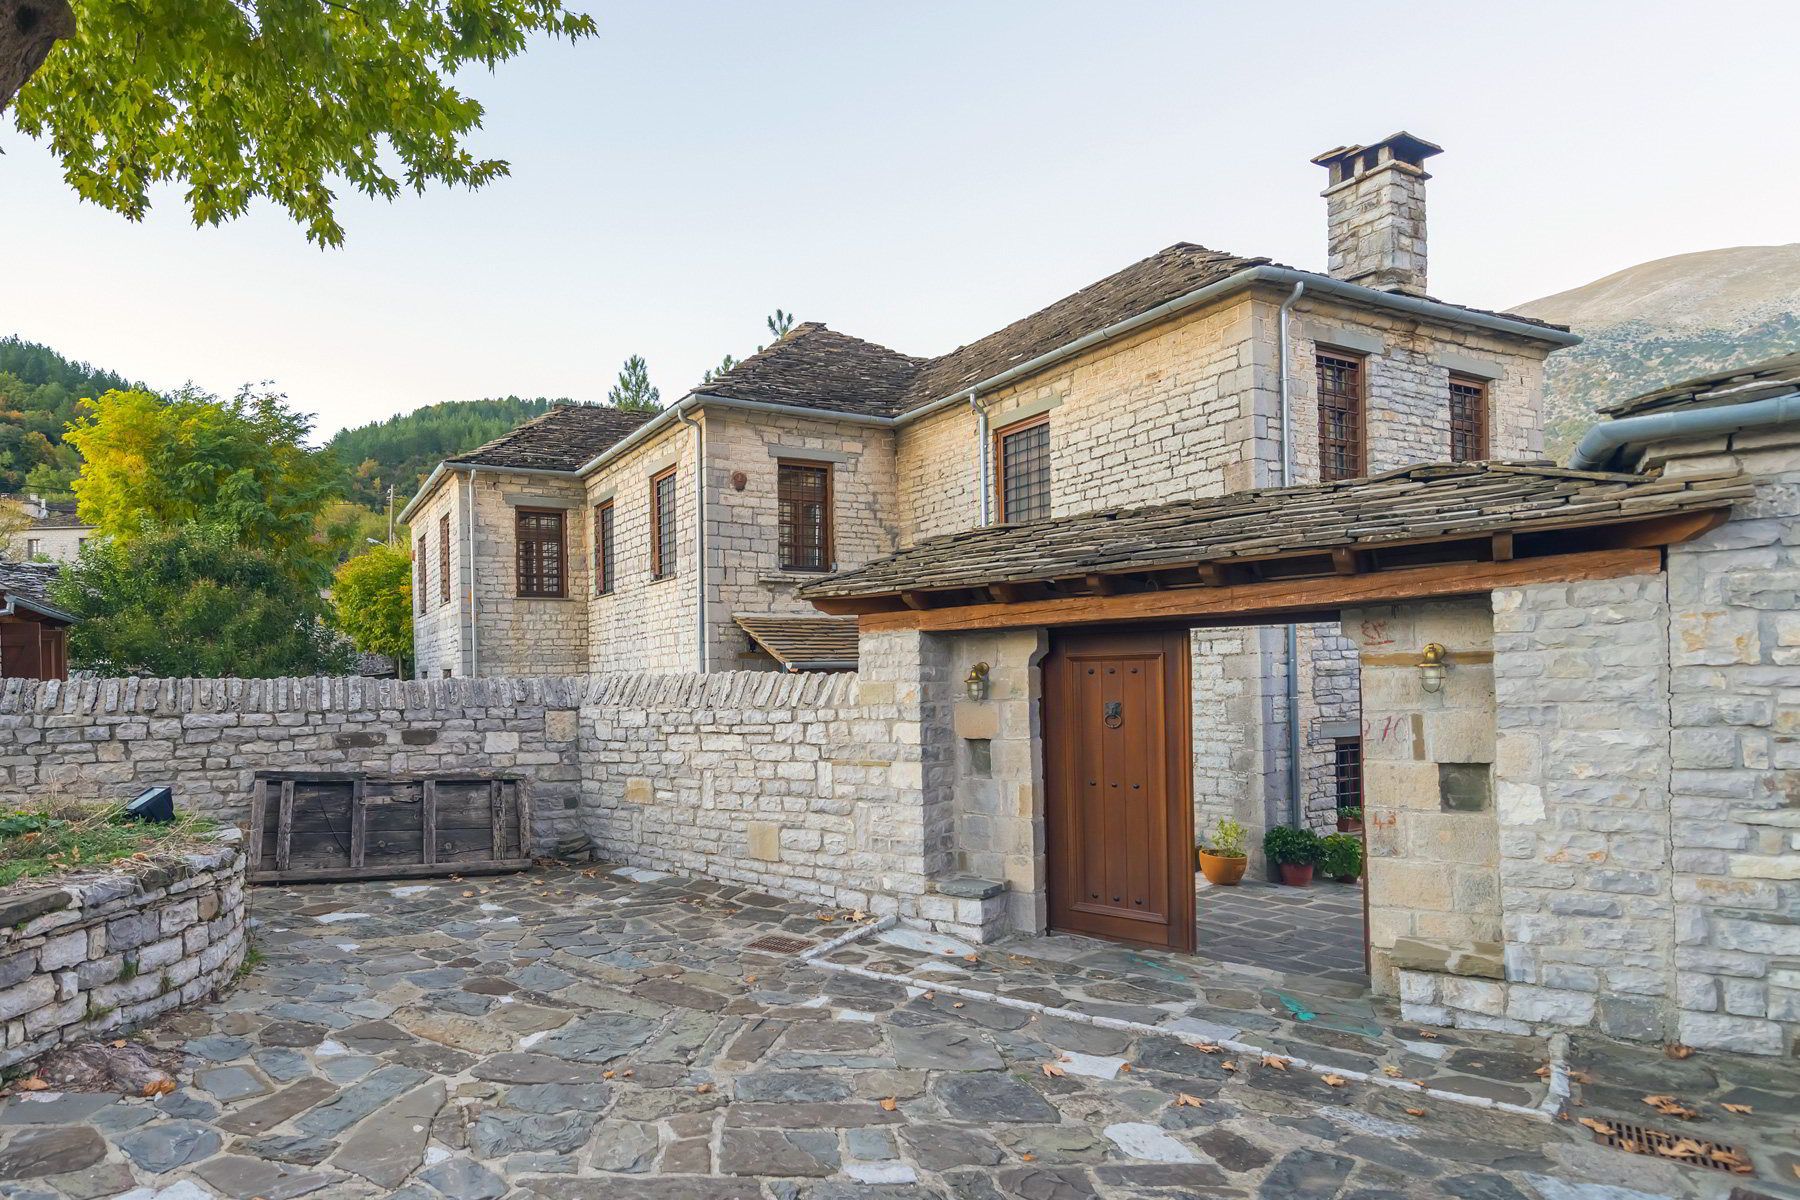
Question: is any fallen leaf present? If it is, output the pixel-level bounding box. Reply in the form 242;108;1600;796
1721;1102;1753;1115
110;1039;126;1048
744;975;757;984
1534;1065;1551;1079
1191;1042;1221;1054
603;1070;615;1080
1322;1074;1347;1087
952;1002;964;1009
1260;1055;1289;1071
1418;1030;1438;1040
621;1069;634;1078
879;1097;898;1112
1578;1117;1615;1136
1175;1093;1206;1107
17;1078;49;1092
1381;1065;1402;1078
1020;1153;1036;1162
1405;1107;1426;1117
695;1083;712;1095
1663;1042;1694;1060
1220;1060;1238;1072
1041;1063;1066;1077
1643;1094;1699;1120
963;954;980;964
1119;1063;1131;1073
922;992;936;1000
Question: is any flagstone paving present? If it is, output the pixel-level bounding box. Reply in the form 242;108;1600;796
0;865;1791;1199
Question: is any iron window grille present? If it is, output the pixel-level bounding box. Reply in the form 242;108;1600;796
415;534;427;614
1333;737;1363;812
650;467;677;580
438;513;451;606
1317;351;1365;481
777;461;832;571
594;501;615;595
515;508;566;598
1449;375;1489;462
995;415;1051;523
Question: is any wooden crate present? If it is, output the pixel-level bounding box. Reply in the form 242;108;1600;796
245;771;532;884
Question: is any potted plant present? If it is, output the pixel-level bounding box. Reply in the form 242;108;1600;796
1196;818;1248;886
1320;833;1365;884
1336;805;1364;834
1262;826;1323;887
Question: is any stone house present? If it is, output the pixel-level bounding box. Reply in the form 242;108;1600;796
401;131;1578;838
0;494;93;564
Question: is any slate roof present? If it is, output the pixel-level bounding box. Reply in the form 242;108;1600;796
0;559;58;605
1600;353;1800;418
798;461;1748;601
733;613;860;669
450;404;660;471
700;325;927;418
28;502;88;530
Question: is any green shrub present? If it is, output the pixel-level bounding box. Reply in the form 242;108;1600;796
1262;825;1323;867
1337;806;1363;824
1207;819;1248;858
1320;833;1365;880
0;799;213;888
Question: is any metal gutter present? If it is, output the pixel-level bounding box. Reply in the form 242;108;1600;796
675;405;709;673
0;593;77;625
1569;391;1800;471
464;468;480;678
1277;281;1306;832
970;392;992;525
783;659;858;673
397;460;584;524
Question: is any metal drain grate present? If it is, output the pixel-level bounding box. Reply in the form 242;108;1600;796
744;934;815;954
1590;1121;1753;1175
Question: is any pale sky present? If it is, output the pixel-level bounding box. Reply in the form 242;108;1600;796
4;1;1796;440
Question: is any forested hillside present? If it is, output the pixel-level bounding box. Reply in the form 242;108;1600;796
0;337;136;497
325;397;574;508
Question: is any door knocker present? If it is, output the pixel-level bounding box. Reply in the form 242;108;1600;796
1103;701;1124;728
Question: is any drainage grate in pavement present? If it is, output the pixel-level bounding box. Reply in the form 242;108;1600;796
744;934;815;954
1590;1120;1753;1175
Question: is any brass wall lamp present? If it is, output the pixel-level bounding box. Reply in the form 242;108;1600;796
964;662;991;702
1417;642;1450;693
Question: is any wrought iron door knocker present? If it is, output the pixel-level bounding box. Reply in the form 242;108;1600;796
1103;700;1124;728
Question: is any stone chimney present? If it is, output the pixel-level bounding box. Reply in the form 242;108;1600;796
1311;132;1442;297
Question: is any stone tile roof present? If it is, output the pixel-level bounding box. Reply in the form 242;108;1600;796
733;613;860;668
1600;353;1800;418
799;461;1749;600
0;559;59;604
28;502;88;530
700;325;927;418
450;404;660;471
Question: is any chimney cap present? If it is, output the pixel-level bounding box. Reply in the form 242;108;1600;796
1312;131;1443;182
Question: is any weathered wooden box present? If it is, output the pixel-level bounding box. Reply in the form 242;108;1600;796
245;771;532;884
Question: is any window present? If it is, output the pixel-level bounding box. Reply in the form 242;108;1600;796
1449;375;1488;462
515;508;566;597
650;468;677;580
1333;737;1363;812
995;415;1051;523
777;461;832;571
593;501;615;595
438;513;451;606
1316;351;1365;481
415;534;427;614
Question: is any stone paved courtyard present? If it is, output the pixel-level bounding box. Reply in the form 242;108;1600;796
0;865;1794;1199
1194;879;1367;985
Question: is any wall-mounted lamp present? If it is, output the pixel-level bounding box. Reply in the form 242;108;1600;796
964;662;991;702
1417;642;1450;693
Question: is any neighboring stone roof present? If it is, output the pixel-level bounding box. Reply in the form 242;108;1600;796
450;404;660;471
29;502;88;530
733;613;859;669
799;461;1748;602
700;325;927;418
1600;353;1800;418
0;559;59;604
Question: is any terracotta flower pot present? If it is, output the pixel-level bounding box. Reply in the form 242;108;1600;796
1336;817;1363;833
1197;849;1247;886
1278;862;1314;887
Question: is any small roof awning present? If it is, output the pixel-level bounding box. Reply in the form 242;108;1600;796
0;591;76;626
799;462;1748;629
734;614;860;671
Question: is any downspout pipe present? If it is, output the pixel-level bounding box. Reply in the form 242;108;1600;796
970;391;992;526
674;401;708;673
465;467;480;678
1277;281;1306;830
1568;392;1800;472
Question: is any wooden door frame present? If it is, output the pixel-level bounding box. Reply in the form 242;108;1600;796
1043;625;1196;953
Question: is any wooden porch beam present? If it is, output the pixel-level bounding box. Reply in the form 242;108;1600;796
856;548;1663;634
1491;530;1514;562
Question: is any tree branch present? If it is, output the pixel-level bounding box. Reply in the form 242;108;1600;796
0;0;74;113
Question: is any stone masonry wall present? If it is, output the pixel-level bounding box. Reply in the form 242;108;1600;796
0;833;246;1070
584;420;700;674
409;475;467;678
0;677;587;851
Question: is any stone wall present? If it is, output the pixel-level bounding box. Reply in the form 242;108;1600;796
409;475;467;678
584;420;701;674
0;833;246;1069
0;677;587;851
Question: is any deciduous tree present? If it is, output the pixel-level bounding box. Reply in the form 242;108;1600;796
331;543;414;675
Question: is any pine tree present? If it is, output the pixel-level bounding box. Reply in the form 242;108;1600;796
607;356;661;412
703;354;739;384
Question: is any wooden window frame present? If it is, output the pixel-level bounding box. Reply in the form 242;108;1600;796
650;467;677;581
994;413;1052;524
514;507;568;598
1315;348;1367;482
776;459;834;572
1448;374;1490;463
593;500;615;595
438;513;451;607
415;533;427;614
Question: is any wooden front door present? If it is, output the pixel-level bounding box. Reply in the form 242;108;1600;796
1044;628;1194;952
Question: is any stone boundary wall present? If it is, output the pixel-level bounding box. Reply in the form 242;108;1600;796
0;833;246;1069
0;676;589;853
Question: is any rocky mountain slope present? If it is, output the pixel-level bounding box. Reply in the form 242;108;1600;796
1510;245;1800;459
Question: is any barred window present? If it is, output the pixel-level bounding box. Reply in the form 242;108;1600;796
515;508;566;597
1317;351;1364;481
995;415;1051;523
438;513;451;606
1449;375;1488;462
650;468;677;580
594;501;615;595
415;534;427;614
1333;737;1363;811
777;462;832;571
